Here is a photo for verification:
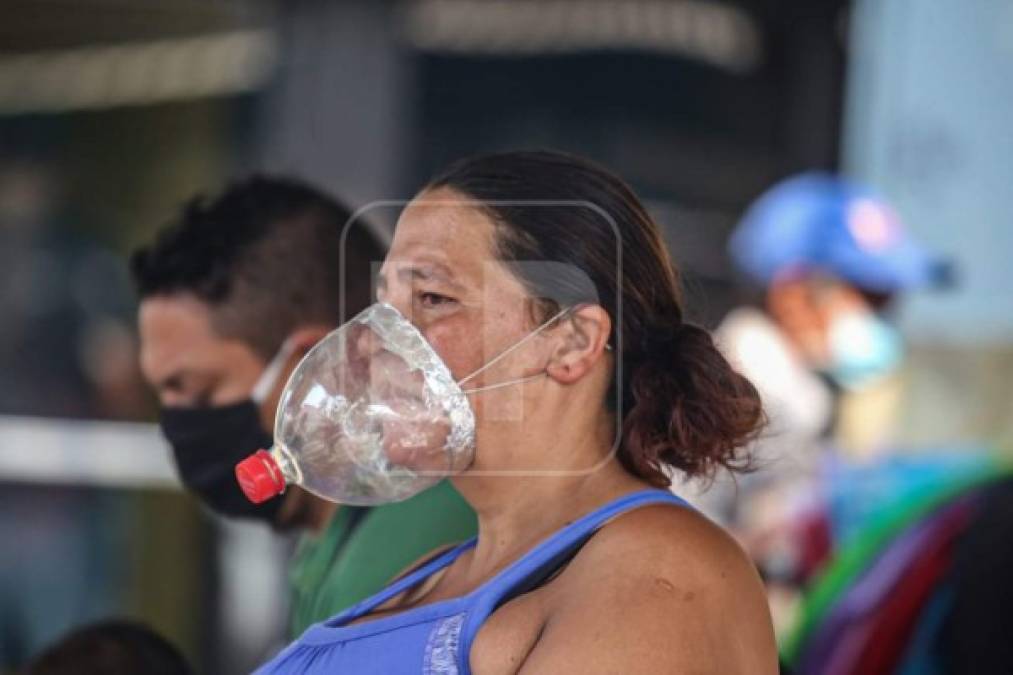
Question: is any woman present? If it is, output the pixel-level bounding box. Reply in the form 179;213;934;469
257;150;778;673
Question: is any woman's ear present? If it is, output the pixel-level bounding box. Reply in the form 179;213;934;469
545;305;612;385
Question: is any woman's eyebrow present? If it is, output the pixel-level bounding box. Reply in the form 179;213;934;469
404;261;449;279
394;262;466;290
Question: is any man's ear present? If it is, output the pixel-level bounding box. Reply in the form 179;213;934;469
545;304;612;385
288;324;332;357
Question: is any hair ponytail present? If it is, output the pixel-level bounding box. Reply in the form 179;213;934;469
620;321;764;487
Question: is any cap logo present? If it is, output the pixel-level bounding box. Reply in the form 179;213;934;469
847;199;901;253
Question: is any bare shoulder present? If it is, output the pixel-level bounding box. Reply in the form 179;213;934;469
577;499;759;588
558;500;771;620
521;499;778;674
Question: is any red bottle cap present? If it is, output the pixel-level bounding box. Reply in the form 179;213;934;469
235;450;287;504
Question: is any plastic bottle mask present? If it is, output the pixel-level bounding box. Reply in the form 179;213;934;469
236;302;567;506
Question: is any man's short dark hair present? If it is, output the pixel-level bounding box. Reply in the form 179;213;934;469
130;174;384;358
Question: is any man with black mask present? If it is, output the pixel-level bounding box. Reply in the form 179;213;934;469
130;175;476;636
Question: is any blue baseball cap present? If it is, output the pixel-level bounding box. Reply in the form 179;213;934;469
729;172;951;292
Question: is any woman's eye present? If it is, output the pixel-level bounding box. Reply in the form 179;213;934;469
418;291;455;308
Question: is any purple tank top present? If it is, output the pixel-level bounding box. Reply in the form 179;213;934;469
255;489;690;674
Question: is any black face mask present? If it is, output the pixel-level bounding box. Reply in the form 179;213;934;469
160;401;283;522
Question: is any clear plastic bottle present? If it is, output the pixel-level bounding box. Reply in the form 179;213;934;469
234;303;475;506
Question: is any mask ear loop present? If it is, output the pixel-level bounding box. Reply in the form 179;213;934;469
459;372;546;395
456;305;572;393
252;337;297;404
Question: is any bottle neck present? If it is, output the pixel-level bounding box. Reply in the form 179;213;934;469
268;443;303;487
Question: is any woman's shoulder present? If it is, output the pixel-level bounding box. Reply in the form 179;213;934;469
567;498;760;592
525;498;777;673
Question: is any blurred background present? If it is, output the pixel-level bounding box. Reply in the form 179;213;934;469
1;1;1010;673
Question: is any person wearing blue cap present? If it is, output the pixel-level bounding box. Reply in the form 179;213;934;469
691;172;950;632
723;172;949;444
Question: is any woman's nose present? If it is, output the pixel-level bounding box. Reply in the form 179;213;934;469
387;295;412;322
378;282;412;323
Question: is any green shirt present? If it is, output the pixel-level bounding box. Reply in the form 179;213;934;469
288;480;477;637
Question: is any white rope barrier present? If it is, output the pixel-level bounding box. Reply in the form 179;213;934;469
0;414;179;489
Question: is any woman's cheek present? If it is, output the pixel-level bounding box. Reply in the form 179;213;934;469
423;320;482;381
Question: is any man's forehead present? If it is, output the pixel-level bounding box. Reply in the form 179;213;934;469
138;294;221;380
139;294;216;339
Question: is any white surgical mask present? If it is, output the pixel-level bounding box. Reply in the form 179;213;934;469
251;337;297;404
826;310;904;390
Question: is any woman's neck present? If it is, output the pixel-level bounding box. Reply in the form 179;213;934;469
446;378;654;588
450;430;651;589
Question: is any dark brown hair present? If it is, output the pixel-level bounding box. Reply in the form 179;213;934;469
25;619;191;675
427;150;763;486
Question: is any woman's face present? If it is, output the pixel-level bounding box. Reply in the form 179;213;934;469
376;187;554;429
